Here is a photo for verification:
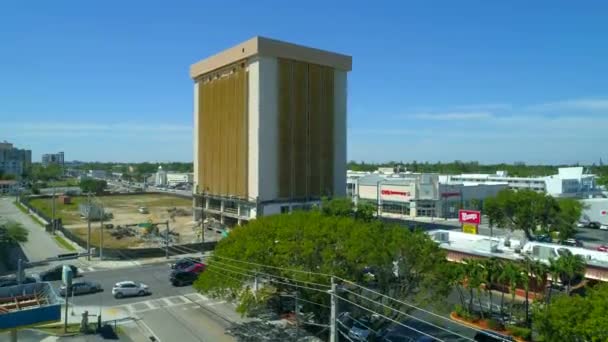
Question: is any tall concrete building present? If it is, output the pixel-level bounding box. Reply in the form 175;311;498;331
42;152;64;167
0;141;31;178
191;36;352;225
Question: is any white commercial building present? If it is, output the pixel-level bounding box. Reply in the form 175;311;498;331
353;172;507;218
166;173;193;186
445;167;598;198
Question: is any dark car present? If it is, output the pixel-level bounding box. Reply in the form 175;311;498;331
170;271;200;287
587;222;601;229
0;276;37;287
39;265;78;281
170;257;202;270
474;330;514;342
532;234;552;243
560;238;584;247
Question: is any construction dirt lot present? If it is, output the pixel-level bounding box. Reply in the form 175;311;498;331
33;194;201;249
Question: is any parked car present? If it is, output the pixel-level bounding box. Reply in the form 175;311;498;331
474;330;514;341
0;276;37;287
59;280;102;296
112;281;150;298
596;245;608;252
170;257;202;270
532;234;552;243
348;317;374;341
39;265;79;281
560;238;584;247
587;222;602;229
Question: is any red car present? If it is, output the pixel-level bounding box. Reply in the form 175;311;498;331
596;245;608;252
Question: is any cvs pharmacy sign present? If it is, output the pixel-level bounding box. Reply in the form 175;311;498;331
459;210;481;224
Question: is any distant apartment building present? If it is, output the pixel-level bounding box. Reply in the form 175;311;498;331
191;36;351;225
445;167;598;198
41;152;65;167
0;141;31;178
0;180;18;195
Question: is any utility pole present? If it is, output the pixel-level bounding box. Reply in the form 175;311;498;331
17;258;24;284
64;284;70;333
99;202;104;260
87;192;91;261
165;220;169;259
295;291;300;340
200;194;205;252
51;187;56;234
330;277;338;342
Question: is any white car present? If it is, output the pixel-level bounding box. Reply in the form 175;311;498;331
112;281;150;298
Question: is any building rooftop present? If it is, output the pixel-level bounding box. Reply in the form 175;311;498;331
190;36;353;79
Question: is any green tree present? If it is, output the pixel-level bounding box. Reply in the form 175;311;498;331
321;197;353;217
534;284;608;341
555;253;585;293
484;189;578;240
79;178;107;195
194;207;449;319
0;221;29;244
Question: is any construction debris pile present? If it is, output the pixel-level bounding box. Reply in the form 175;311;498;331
226;321;322;342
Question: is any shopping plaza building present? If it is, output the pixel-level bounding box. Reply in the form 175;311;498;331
191;36;351;225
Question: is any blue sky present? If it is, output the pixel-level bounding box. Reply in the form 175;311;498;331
1;1;607;164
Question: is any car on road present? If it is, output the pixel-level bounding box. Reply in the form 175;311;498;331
112;281;150;298
170;257;202;270
531;234;552;243
59;280;102;296
0;275;37;287
38;265;79;281
170;269;200;287
170;262;205;279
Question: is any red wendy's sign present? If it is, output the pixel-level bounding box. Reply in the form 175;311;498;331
381;189;410;197
459;210;481;224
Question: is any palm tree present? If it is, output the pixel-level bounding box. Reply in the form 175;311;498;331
481;258;502;318
556;253;585;293
447;263;467;308
546;258;561;305
521;257;547;327
501;261;522;322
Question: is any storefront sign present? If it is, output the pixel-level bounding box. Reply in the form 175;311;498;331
462;223;478;234
441;192;460;198
459;210;481;224
381;190;410;197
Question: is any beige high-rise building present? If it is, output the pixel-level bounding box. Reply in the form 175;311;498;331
191;36;352;225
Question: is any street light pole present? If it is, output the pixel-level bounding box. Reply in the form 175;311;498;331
99;202;104;260
51;187;56;234
87;192;91;261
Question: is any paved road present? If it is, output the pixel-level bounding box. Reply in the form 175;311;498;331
0;197;66;262
34;263;237;342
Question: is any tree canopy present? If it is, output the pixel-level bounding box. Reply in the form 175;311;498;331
0;221;28;244
79;178;107;195
534;284;608;341
484;189;582;241
194;205;450;320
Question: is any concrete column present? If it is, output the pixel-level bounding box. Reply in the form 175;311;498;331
333;70;347;197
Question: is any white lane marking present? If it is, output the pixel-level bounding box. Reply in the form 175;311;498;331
135;317;161;342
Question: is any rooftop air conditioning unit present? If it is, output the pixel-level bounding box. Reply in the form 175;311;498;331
434;232;449;243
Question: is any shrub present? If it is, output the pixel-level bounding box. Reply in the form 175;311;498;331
454;304;479;322
487;318;504;331
507;325;532;339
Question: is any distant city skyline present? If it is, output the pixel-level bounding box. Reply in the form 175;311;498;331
2;1;607;164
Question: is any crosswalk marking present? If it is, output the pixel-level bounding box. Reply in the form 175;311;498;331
112;293;231;314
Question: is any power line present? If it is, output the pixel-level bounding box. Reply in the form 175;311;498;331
339;287;475;342
336;294;446;342
336;319;356;342
336;277;495;338
209;254;334;278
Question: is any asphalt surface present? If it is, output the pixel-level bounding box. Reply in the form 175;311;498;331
0;197;66;262
32;262;236;342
